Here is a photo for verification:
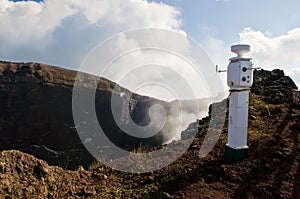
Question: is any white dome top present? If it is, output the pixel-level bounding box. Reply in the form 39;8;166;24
231;44;250;57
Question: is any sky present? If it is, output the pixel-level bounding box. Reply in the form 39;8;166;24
1;0;300;98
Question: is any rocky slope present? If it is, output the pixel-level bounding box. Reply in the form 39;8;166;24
0;66;299;198
251;69;298;104
0;61;195;169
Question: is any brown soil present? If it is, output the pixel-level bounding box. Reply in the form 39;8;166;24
0;94;299;199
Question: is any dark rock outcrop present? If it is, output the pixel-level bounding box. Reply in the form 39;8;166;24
251;69;298;104
0;61;179;169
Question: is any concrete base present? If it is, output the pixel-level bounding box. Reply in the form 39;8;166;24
224;145;249;162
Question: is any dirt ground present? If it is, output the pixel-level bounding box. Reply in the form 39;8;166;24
0;94;299;199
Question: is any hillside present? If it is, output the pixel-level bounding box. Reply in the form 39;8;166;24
0;61;185;169
0;61;215;170
0;64;299;198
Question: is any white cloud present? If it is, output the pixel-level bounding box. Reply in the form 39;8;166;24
81;28;222;101
239;27;300;89
0;0;182;67
0;0;75;47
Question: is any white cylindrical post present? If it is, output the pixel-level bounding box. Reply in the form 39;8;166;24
224;44;253;161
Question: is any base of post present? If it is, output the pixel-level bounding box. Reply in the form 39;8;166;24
224;145;249;162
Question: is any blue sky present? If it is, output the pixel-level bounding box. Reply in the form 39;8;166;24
153;0;300;42
1;0;300;92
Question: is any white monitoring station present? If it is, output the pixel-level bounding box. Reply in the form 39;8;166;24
224;44;253;161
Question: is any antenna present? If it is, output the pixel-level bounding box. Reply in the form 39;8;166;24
216;65;227;73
